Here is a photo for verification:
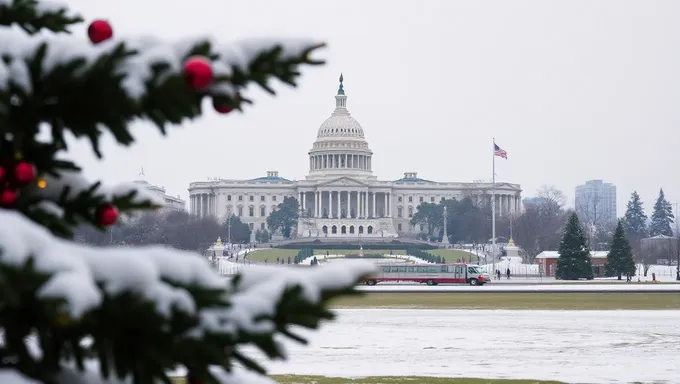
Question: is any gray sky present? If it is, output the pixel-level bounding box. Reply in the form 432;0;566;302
64;0;680;217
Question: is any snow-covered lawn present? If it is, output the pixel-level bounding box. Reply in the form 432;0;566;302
261;309;680;384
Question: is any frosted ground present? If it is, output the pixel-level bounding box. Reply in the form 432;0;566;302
217;251;680;283
262;309;680;384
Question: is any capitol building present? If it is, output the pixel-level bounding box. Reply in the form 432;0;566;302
187;75;522;238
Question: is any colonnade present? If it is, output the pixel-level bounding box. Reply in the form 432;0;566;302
299;190;390;219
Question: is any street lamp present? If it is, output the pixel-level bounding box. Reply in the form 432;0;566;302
227;213;233;245
675;203;679;281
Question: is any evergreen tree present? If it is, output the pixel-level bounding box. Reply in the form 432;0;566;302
605;220;637;280
556;212;594;280
266;196;300;238
0;3;373;383
623;192;648;235
650;188;675;236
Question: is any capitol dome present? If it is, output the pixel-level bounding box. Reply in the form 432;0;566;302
307;74;375;180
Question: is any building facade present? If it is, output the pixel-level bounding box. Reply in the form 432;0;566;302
187;75;522;238
574;179;617;227
133;175;186;212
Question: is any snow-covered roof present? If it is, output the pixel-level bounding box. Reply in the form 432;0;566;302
643;235;675;240
535;251;609;259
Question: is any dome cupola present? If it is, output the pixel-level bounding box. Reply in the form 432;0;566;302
307;74;375;180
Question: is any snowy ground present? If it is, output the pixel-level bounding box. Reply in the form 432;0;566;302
358;284;680;292
260;309;680;384
217;255;680;285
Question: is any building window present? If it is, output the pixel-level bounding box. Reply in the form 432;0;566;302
260;222;265;230
238;195;243;201
260;195;265;201
398;207;403;217
272;196;277;202
238;206;243;217
227;195;232;201
260;206;266;217
408;196;413;203
398;196;403;203
249;206;254;217
249;196;254;202
419;196;423;203
249;223;254;230
430;197;435;202
271;205;277;213
408;206;413;218
441;197;445;202
398;223;402;231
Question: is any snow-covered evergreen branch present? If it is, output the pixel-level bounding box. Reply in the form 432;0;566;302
0;209;375;383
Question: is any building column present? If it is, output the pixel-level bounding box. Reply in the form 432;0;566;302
360;192;364;218
382;193;387;218
201;194;206;217
347;191;352;218
386;193;391;217
325;191;330;217
315;191;319;217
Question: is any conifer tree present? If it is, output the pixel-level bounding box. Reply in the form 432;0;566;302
605;220;636;280
0;2;373;383
623;191;648;241
556;212;594;280
650;189;675;236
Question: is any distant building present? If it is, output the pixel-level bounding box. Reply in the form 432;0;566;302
535;251;609;278
186;75;522;238
133;174;186;212
574;180;617;227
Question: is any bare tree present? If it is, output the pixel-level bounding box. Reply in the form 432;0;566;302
575;191;604;246
641;237;678;276
512;206;541;262
462;180;487;209
512;186;568;262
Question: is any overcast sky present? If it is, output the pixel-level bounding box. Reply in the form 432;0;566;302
64;0;680;218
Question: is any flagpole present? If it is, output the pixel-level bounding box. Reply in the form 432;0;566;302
492;138;497;278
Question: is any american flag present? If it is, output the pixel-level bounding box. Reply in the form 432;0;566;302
494;143;507;159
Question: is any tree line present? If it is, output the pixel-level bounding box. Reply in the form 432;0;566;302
408;184;676;269
74;210;255;254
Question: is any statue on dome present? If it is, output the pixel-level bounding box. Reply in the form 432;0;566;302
338;73;344;95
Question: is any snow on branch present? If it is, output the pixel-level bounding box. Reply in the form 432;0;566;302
0;364;277;384
0;208;375;382
19;169;165;237
0;0;83;34
0;208;223;319
0;26;325;157
34;170;165;207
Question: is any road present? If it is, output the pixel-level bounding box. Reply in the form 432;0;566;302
356;283;680;293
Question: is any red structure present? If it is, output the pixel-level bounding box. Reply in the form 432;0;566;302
535;251;609;278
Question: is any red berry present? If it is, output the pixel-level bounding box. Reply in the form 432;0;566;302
183;56;213;90
88;20;113;44
0;189;17;206
96;204;119;226
0;166;4;182
212;98;233;114
13;161;36;186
